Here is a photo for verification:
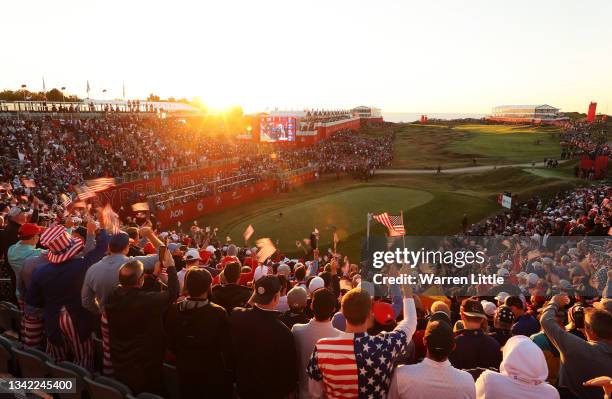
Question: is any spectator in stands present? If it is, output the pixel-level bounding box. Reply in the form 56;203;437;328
7;223;44;301
279;286;310;329
506;296;540;337
81;227;161;315
25;221;109;370
475;335;559;399
229;275;298;399
541;294;612;399
489;305;515;347
388;320;476;399
210;261;252;314
449;297;502;370
1;204;39;302
291;287;340;399
105;256;179;395
165;268;233;399
307;282;416;398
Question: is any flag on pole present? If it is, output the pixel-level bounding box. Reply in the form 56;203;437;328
243;224;254;241
256;238;276;263
85;177;115;193
372;212;405;236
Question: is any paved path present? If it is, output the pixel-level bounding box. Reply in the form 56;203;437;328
376;162;548;175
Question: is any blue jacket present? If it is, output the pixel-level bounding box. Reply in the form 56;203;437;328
26;230;110;344
511;313;540;337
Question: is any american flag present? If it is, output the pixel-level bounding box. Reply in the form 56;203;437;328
75;185;96;201
372;212;405;236
307;330;410;398
85;177;115;193
59;193;72;207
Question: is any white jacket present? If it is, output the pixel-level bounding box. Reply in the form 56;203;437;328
475;335;559;399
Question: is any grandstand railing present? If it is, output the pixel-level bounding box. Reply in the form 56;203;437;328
274;165;317;180
115;157;241;185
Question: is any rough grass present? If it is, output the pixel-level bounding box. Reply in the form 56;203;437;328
392;123;562;169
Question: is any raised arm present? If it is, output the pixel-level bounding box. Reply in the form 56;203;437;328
541;294;589;355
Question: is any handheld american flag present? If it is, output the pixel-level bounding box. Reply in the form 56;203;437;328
373;212;405;236
85;177;116;193
75;185;96;201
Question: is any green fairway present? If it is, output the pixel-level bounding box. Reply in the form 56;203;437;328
390;123;562;169
189;165;581;261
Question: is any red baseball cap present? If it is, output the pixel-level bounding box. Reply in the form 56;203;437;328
373;302;395;325
18;223;43;238
143;242;156;255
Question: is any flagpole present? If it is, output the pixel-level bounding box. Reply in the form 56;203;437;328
401;210;406;251
366;213;371;250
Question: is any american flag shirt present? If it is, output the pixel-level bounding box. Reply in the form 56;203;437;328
307;298;416;399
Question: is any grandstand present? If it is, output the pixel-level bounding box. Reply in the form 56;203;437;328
488;104;568;124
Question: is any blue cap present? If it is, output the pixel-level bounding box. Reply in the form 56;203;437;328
167;243;180;252
109;232;130;253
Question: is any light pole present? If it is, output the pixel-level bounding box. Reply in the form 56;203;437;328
61;86;66;103
20;84;27;101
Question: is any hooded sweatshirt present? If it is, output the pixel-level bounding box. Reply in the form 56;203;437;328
475;336;559;399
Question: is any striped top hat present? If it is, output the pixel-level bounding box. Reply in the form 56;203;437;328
40;225;84;264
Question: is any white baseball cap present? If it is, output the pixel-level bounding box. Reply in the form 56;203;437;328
184;249;201;261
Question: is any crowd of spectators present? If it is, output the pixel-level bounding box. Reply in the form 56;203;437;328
0;177;609;398
0;114;610;399
560;120;610;159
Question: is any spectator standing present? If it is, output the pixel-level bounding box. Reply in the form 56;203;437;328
165;268;233;399
541;294;612;399
280;286;311;329
105;256;179;395
25;222;109;370
507;296;540;337
489;305;515;347
292;287;340;399
388;320;476;399
449;297;502;370
211;261;252;313
475;335;559;399
307;280;416;398
7;223;44;300
229;275;298;399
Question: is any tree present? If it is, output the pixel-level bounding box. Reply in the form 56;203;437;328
147;93;161;101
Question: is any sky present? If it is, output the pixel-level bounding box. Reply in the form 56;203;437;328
1;0;611;114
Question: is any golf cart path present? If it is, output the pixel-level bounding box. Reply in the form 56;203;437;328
377;162;549;175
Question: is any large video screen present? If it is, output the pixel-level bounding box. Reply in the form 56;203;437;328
260;116;296;142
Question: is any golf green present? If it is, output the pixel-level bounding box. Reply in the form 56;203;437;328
222;186;433;254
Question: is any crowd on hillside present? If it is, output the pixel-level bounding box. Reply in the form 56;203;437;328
560;120;610;159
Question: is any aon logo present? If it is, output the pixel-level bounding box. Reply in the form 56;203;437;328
170;209;184;218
